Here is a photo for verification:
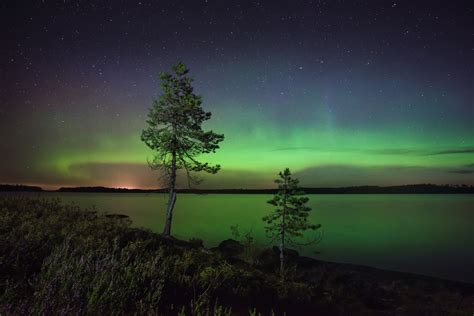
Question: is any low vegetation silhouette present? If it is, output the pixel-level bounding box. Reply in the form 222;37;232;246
4;183;472;194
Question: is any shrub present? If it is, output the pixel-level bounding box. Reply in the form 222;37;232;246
230;225;263;266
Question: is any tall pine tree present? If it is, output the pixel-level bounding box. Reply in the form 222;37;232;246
141;62;224;236
263;168;321;274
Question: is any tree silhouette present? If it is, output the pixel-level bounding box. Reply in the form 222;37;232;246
263;168;321;275
141;62;224;236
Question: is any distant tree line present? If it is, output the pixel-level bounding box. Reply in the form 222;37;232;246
30;184;474;194
0;184;42;192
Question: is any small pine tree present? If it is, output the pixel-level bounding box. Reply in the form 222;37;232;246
263;168;321;275
141;62;224;236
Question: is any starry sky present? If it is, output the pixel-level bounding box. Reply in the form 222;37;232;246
1;0;473;189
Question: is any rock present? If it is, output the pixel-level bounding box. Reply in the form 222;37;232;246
256;248;279;268
295;255;321;269
105;214;129;219
188;237;204;248
217;239;244;257
256;247;301;270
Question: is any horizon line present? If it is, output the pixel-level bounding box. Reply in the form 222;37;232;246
2;183;474;192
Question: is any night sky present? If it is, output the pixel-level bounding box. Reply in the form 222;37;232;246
1;1;473;189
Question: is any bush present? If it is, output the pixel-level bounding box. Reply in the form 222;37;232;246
229;225;263;266
188;237;205;248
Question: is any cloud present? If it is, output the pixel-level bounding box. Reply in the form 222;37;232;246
270;146;318;152
363;147;474;157
446;162;474;174
365;149;421;155
367;147;474;156
271;147;474;156
431;147;474;155
448;169;474;174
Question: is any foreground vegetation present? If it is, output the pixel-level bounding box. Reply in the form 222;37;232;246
1;197;474;315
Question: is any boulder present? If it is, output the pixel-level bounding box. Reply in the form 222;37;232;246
217;239;244;257
105;214;129;219
256;248;279;268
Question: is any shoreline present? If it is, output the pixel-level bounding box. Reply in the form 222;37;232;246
211;238;474;288
2;183;474;194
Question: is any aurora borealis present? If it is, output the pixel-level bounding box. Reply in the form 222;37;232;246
1;1;473;189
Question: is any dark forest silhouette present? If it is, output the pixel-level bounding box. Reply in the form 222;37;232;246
3;183;473;194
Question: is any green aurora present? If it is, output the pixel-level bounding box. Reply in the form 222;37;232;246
5;96;472;189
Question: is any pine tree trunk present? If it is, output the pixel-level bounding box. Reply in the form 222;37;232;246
163;149;177;236
163;189;176;236
280;178;287;276
279;228;285;275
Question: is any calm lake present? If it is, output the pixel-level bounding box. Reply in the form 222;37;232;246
6;192;474;283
